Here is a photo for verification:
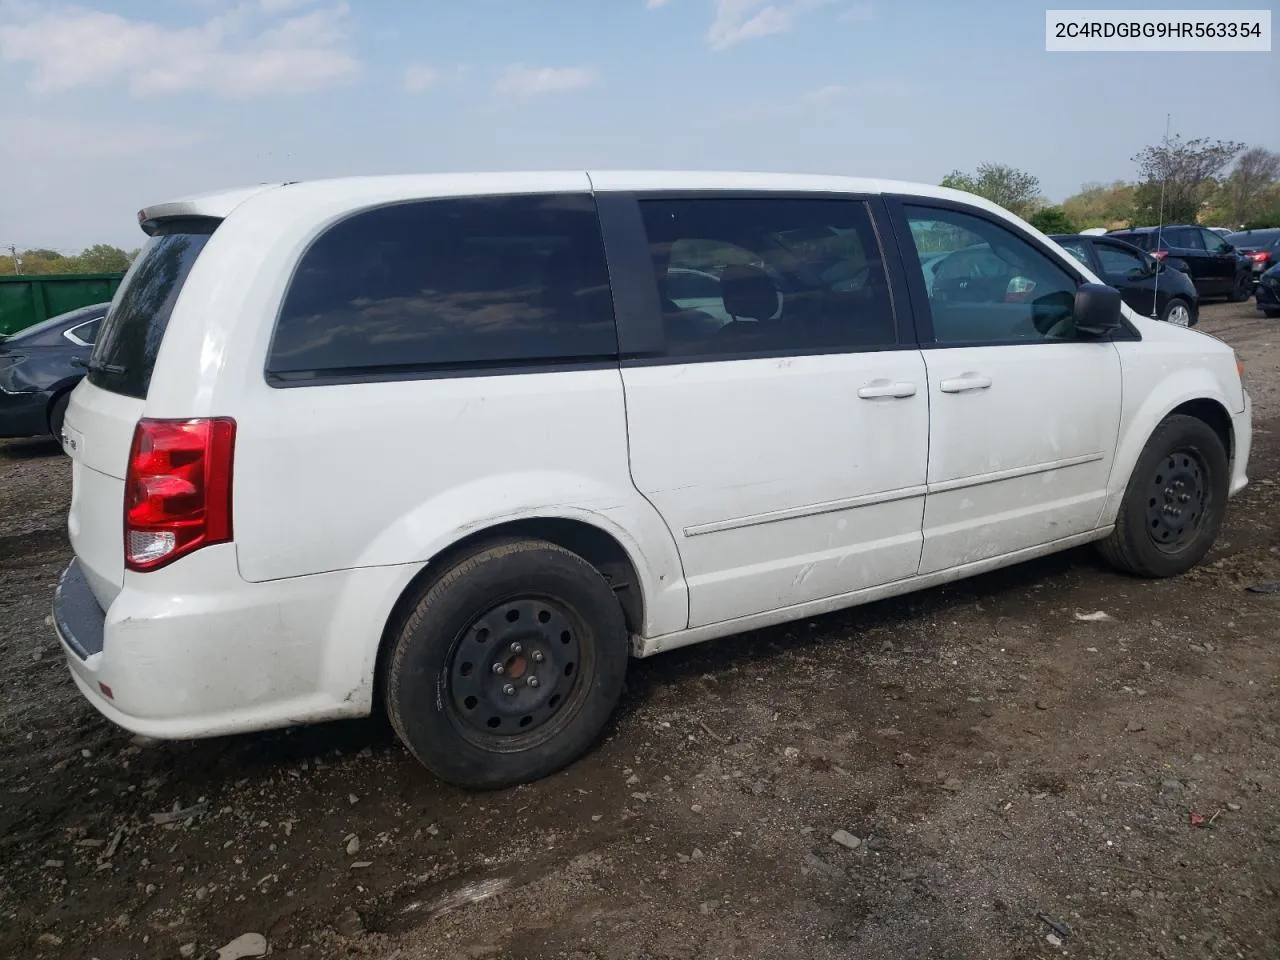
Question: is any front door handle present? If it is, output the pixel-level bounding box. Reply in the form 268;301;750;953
857;380;917;399
939;373;992;394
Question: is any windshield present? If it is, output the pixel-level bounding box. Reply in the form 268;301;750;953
88;219;218;399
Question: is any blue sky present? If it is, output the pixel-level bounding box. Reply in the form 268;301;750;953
0;0;1275;250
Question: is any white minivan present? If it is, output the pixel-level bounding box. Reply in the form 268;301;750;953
54;172;1251;788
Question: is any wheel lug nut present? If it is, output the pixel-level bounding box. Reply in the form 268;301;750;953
1179;493;1190;503
491;663;504;675
510;642;522;654
527;676;540;688
533;651;545;663
502;683;516;696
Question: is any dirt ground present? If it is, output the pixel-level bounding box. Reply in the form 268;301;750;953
1;301;1277;960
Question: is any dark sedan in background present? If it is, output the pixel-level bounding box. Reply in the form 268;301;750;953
0;302;107;440
1052;233;1199;326
1256;262;1280;318
1105;225;1253;303
1225;228;1280;285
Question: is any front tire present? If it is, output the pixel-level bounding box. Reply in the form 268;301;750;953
1160;297;1192;327
1227;274;1251;303
385;539;629;789
1263;308;1280;319
1098;415;1229;578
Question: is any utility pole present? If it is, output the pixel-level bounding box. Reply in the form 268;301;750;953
7;244;18;275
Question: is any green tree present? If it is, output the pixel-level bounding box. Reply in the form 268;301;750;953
74;244;133;273
1027;206;1076;235
1062;181;1136;229
941;163;1044;218
1216;147;1280;227
1132;134;1242;225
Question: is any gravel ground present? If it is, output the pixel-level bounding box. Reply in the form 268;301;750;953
1;300;1277;960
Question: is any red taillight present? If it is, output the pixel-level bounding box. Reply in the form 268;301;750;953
1151;250;1168;261
1247;251;1269;263
124;418;236;572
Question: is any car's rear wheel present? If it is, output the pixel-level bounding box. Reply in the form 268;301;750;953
47;393;70;443
1160;298;1192;327
1228;274;1252;302
1097;415;1229;578
384;539;629;789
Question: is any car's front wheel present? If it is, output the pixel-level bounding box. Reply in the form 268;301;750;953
1228;273;1252;302
384;539;629;789
1097;414;1229;578
1160;297;1193;327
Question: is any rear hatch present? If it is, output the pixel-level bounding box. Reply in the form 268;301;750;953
64;220;218;609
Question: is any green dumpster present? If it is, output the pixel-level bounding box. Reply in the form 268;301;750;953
0;273;124;337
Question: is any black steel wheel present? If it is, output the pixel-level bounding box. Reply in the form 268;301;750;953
447;597;588;746
1098;414;1229;578
385;539;628;789
1144;448;1207;552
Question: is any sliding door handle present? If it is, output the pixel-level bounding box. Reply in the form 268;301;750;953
857;381;917;399
939;373;992;394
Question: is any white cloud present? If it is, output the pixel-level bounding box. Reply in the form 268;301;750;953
0;2;359;98
402;63;439;93
494;64;598;98
708;0;830;50
802;78;908;103
260;0;314;11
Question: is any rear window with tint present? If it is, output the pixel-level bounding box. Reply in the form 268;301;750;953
88;220;218;399
266;194;617;382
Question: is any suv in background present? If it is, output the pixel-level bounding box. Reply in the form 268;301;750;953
1225;228;1280;284
1052;233;1199;326
1107;225;1253;302
51;173;1251;789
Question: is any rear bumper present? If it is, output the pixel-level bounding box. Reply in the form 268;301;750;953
53;545;421;740
0;389;50;438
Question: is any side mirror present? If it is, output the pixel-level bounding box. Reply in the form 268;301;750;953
1074;282;1123;337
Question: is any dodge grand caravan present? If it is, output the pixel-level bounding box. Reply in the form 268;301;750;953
54;172;1252;789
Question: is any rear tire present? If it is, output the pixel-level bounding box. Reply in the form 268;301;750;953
385;539;629;789
1227;274;1251;303
1097;415;1228;578
1160;297;1192;327
48;393;70;443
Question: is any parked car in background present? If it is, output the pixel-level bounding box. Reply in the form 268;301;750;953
1225;228;1280;284
1207;227;1234;238
0;302;108;440
1053;234;1199;326
1255;262;1280;318
1106;225;1253;302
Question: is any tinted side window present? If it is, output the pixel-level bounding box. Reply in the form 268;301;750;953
267;194;616;379
1200;229;1229;253
67;317;103;346
1095;242;1146;276
637;197;896;359
903;205;1080;344
1057;239;1092;267
1167;227;1205;250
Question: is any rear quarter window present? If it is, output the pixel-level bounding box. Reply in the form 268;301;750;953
266;193;617;382
88;220;218;399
